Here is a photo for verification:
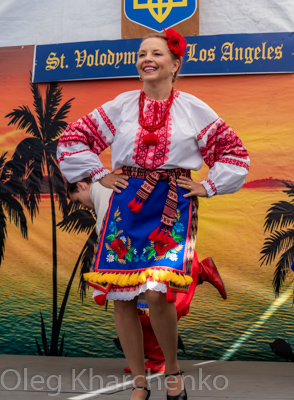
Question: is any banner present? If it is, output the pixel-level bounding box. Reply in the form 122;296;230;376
33;32;294;83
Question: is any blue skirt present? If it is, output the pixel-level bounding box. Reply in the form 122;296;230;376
84;177;198;291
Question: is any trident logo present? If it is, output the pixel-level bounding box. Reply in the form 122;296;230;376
125;0;196;32
133;0;187;23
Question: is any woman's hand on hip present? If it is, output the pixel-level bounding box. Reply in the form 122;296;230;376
176;176;208;198
98;173;129;193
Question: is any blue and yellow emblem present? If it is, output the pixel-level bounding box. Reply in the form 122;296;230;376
124;0;197;32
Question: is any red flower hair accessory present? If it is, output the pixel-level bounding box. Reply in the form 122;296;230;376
163;28;187;58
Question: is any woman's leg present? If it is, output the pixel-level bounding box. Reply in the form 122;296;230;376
144;290;184;396
114;298;148;400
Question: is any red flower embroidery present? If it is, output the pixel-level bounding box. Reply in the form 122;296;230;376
154;235;177;256
110;238;127;259
163;28;187;57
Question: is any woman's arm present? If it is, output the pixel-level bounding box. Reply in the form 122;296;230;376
196;118;250;197
57;108;114;183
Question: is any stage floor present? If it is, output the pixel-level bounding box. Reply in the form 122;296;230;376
0;355;293;399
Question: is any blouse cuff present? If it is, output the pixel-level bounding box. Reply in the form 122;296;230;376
201;179;217;198
90;168;111;182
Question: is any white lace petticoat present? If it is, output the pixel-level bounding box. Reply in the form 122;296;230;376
92;279;167;302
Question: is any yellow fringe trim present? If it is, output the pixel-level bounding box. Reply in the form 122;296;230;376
84;268;193;287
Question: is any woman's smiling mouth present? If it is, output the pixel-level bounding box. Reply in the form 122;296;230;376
143;66;157;72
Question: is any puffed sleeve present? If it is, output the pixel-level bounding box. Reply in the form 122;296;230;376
57;93;126;183
197;118;250;197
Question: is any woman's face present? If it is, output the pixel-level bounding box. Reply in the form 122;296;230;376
136;37;179;84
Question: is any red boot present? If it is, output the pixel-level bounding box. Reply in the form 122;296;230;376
198;257;227;299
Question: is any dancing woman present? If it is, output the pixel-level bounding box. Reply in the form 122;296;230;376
57;28;250;400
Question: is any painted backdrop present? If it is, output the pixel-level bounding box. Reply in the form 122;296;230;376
0;45;294;362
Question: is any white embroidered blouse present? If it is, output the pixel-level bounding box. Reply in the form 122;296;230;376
57;90;250;197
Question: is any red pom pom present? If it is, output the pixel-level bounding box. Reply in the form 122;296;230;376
135;201;143;213
163;230;171;242
128;197;143;213
143;133;159;146
148;226;160;241
155;229;165;242
94;294;107;306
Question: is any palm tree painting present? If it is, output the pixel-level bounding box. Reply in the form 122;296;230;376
5;76;74;355
36;201;98;357
0;152;28;265
260;181;294;300
57;202;98;301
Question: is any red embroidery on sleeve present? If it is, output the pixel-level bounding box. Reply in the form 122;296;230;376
198;119;249;169
219;157;249;170
58;112;112;155
197;120;217;141
90;168;106;179
58;133;88;147
57;149;88;163
206;179;217;195
97;106;116;136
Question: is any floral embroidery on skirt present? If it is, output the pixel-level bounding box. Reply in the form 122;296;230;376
84;176;198;296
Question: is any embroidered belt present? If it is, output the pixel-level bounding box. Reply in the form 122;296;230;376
122;166;191;228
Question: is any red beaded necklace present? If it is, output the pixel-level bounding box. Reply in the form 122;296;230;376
138;88;175;133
